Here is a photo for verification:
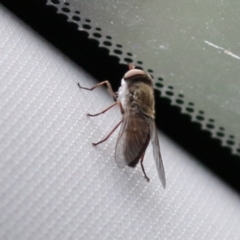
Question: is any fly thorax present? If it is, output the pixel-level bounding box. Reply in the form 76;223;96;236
130;83;155;118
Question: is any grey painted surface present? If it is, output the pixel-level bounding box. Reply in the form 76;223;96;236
49;0;240;153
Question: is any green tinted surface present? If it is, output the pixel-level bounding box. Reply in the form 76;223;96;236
67;0;240;149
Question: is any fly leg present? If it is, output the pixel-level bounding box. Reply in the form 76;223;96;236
87;101;124;117
78;81;124;145
92;120;123;146
78;81;117;101
78;81;124;115
140;154;150;182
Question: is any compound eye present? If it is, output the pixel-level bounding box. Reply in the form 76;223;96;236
124;69;145;80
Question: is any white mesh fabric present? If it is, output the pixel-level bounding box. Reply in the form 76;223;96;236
0;4;240;240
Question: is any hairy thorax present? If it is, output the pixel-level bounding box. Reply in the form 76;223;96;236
127;81;155;119
118;78;155;119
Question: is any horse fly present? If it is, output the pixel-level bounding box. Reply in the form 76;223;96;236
78;65;166;188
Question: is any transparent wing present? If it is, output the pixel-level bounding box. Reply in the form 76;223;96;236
150;121;166;188
115;113;129;168
115;110;150;168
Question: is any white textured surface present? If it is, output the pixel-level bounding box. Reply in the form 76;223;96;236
0;4;240;240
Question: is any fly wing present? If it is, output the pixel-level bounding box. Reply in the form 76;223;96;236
115;110;150;168
150;121;166;188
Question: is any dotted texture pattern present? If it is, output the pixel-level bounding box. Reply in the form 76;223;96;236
0;5;240;240
46;0;240;156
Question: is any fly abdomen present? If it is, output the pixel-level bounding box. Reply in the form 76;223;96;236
123;111;151;167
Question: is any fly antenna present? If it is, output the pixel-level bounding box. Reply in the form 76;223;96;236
128;64;135;70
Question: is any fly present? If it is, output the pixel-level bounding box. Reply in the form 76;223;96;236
78;65;166;188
